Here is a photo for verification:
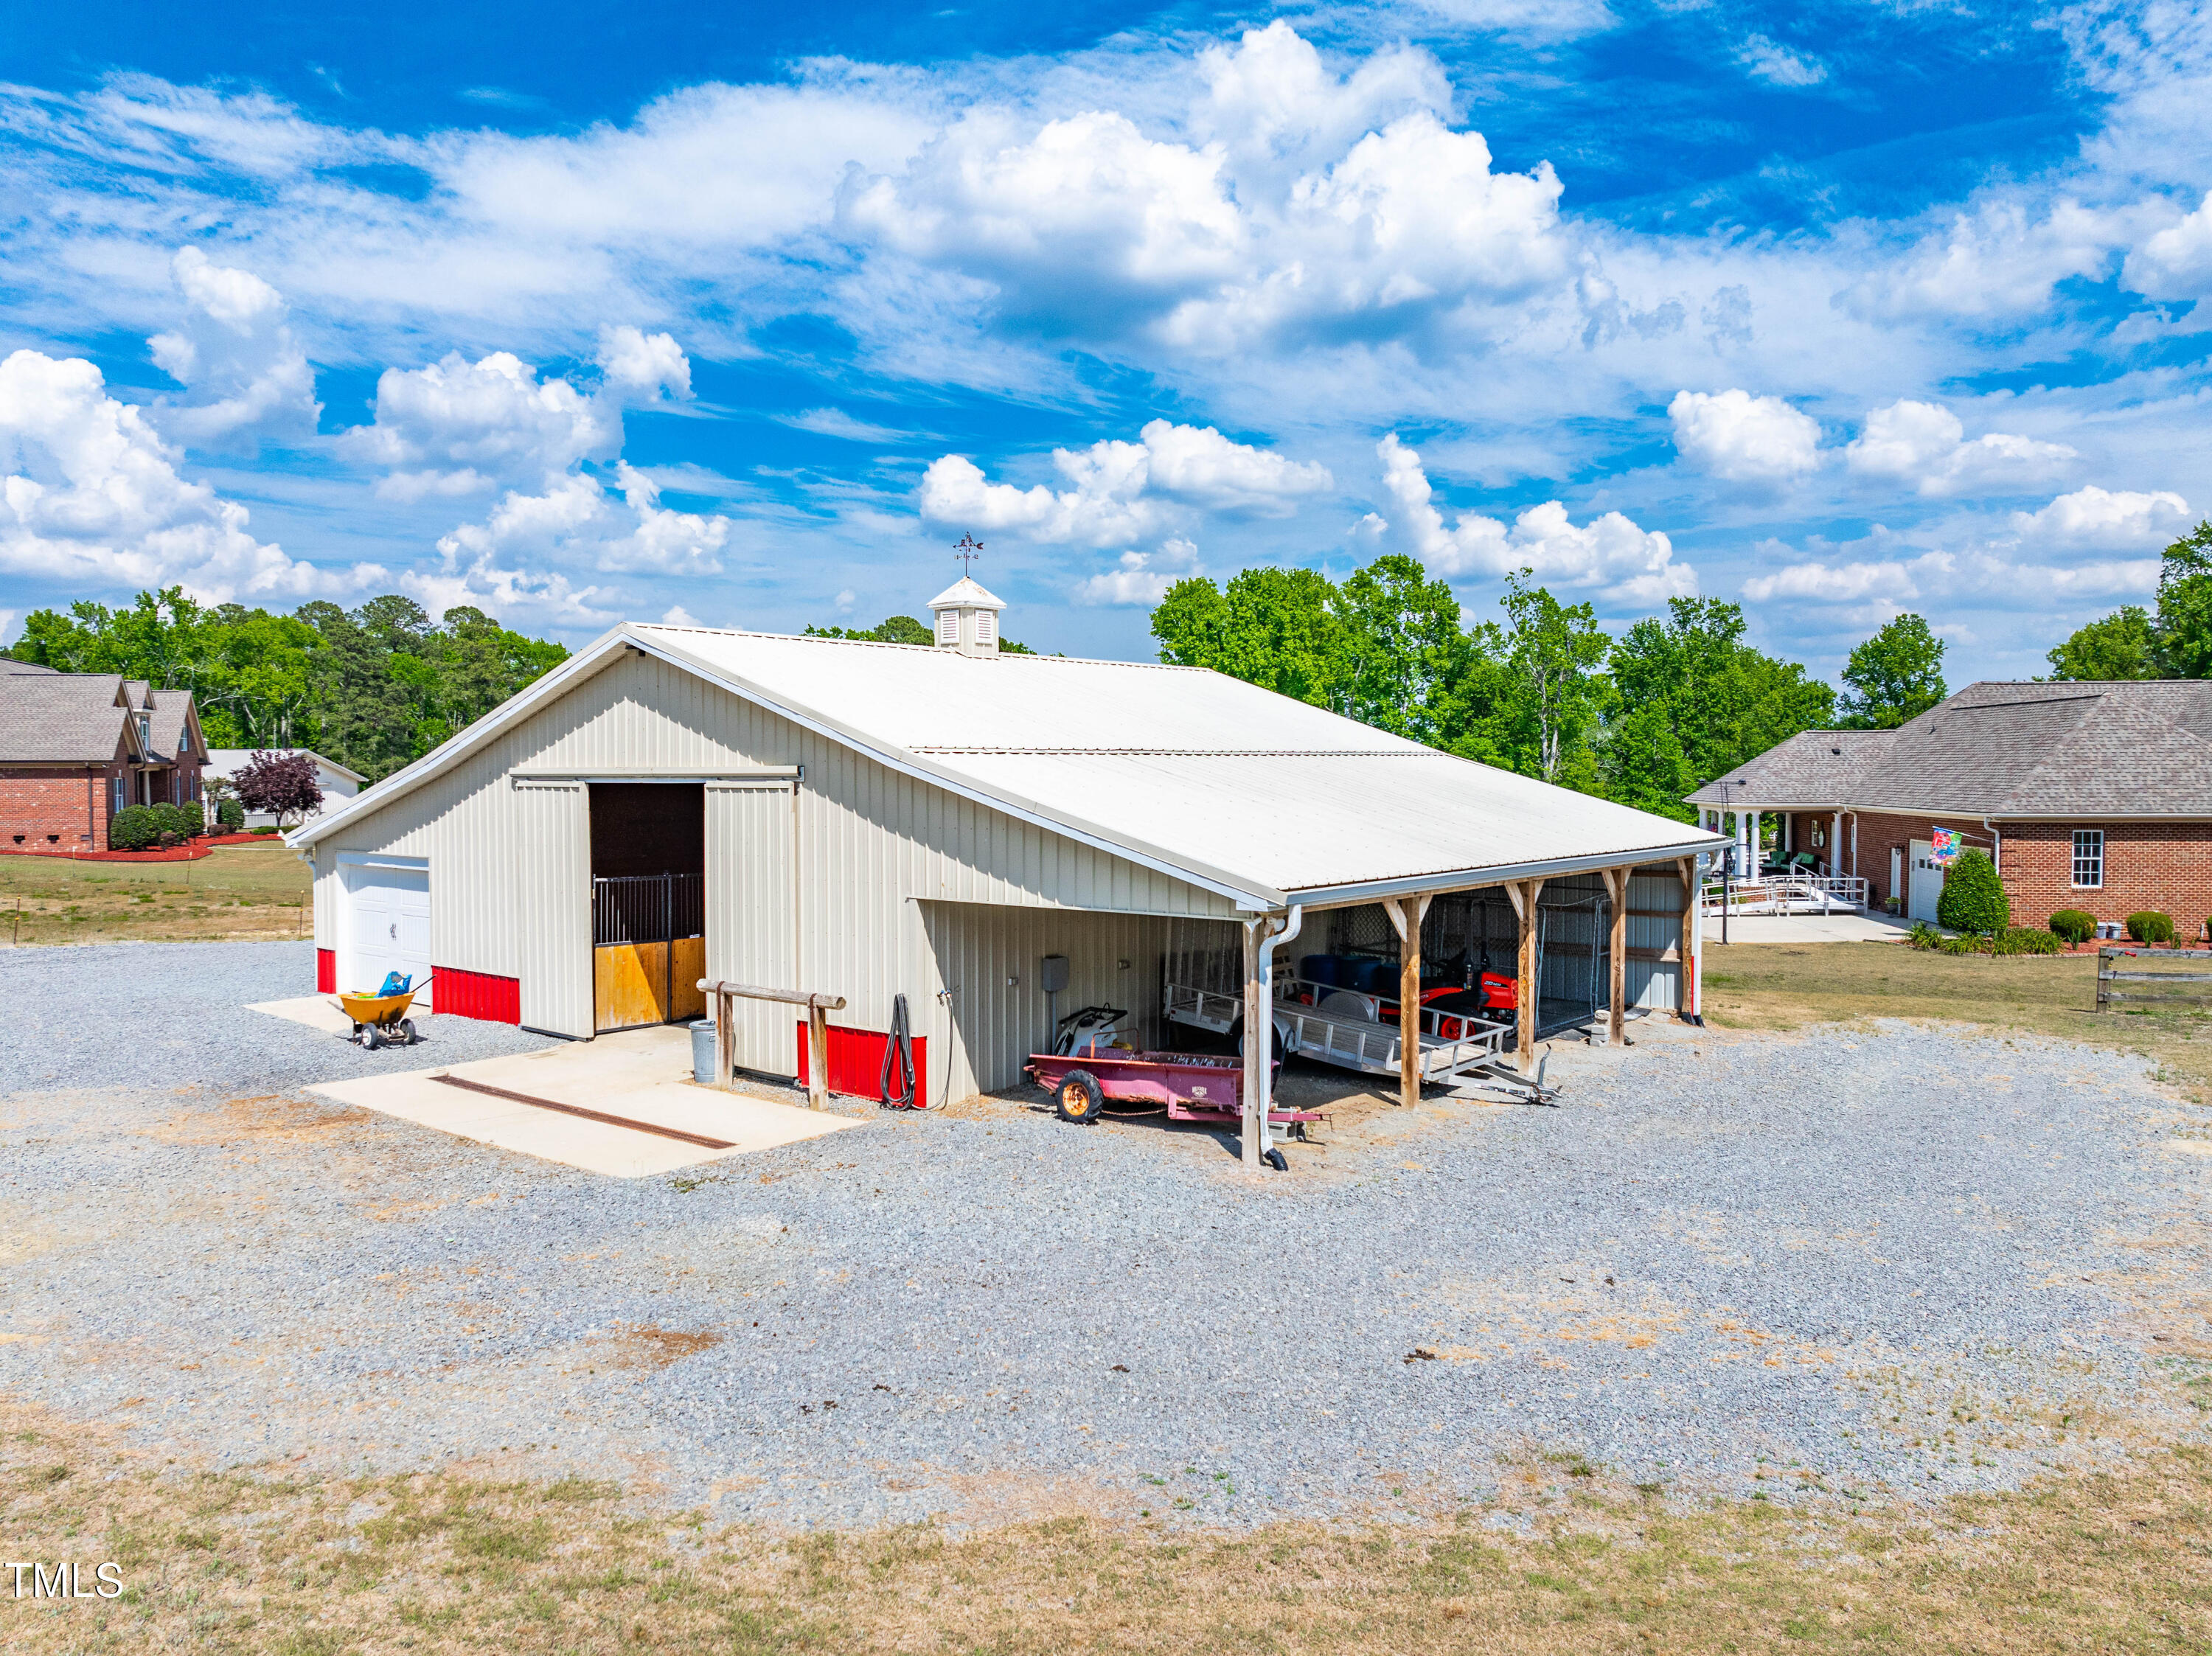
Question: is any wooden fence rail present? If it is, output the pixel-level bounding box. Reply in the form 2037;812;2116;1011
698;978;846;1107
2096;947;2212;1012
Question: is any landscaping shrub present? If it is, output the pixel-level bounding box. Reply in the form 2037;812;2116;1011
108;804;159;850
2049;908;2097;945
2126;911;2174;944
151;802;200;844
1936;848;2008;935
216;798;245;832
1937;932;1987;956
1993;927;2061;956
1906;922;1942;950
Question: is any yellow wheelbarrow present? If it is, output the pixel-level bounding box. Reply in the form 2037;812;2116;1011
337;984;420;1049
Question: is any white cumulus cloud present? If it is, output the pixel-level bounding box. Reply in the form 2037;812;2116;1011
0;348;364;601
345;350;615;496
919;420;1328;547
1667;389;1821;484
2010;484;2191;549
594;325;692;403
1843;399;2076;495
2123;189;2212;299
1377;433;1692;604
147;247;320;451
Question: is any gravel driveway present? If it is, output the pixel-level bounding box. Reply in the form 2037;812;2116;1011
2;940;2206;1528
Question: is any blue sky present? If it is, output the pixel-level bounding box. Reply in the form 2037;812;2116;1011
4;0;2210;686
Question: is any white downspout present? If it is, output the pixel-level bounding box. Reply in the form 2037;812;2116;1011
1256;905;1303;1158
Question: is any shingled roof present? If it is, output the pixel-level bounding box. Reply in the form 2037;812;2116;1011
1688;681;2212;817
0;673;139;763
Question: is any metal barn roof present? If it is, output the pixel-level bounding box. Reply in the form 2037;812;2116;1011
297;623;1722;908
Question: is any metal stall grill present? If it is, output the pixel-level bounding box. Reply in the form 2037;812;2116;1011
590;872;706;1032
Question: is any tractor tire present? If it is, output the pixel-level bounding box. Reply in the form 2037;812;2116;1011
1054;1068;1106;1125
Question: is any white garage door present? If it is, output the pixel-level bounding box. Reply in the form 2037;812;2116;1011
347;864;432;1007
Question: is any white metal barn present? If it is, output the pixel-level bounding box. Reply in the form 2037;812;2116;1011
293;583;1724;1161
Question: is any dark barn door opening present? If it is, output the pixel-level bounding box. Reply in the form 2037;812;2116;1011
588;783;706;1033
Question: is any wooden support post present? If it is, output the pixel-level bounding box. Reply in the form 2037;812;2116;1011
807;1001;830;1110
1505;878;1543;1072
1601;866;1630;1046
1241;919;1264;1169
714;988;734;1093
1675;857;1700;1023
1385;893;1432;1109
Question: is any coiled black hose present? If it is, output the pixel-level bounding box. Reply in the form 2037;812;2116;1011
879;992;917;1109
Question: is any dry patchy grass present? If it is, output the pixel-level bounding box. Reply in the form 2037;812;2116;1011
0;843;310;946
1702;941;2212;1103
2;1400;2208;1655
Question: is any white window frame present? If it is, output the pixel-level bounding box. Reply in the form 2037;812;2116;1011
2071;828;2104;890
111;775;125;815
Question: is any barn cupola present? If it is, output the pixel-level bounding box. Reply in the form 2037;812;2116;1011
928;576;1007;658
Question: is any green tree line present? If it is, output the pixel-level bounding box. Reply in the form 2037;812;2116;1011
6;588;568;782
1152;555;1949;824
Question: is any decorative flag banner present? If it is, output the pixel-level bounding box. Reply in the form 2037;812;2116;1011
1931;827;1961;865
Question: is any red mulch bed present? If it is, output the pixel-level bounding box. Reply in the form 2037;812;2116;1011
0;833;287;863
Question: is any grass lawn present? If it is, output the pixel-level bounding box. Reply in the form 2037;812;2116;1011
0;842;310;947
3;1404;2205;1655
1702;938;2212;1103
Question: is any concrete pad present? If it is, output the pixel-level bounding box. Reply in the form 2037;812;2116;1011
308;1024;860;1177
1703;911;1912;945
246;995;357;1036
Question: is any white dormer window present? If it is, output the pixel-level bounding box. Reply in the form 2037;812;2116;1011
137;713;150;748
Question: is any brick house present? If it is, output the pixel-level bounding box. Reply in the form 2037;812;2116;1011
0;663;207;852
1687;681;2212;936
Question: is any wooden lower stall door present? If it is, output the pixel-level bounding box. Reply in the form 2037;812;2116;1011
594;941;669;1031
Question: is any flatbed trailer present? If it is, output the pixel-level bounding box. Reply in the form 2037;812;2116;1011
1163;978;1516;1089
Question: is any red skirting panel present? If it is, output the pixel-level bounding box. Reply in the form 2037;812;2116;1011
795;1021;927;1109
436;967;521;1024
316;948;335;992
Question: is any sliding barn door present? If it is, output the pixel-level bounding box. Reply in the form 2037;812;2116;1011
704;779;798;1075
512;778;591;1037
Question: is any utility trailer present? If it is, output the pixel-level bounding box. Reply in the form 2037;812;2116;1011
1162;978;1516;1089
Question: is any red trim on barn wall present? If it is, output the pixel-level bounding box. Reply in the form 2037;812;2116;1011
436;967;521;1024
795;1020;928;1108
316;948;336;992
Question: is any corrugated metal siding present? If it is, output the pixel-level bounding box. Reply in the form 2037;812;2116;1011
917;901;1175;1102
514;779;590;1036
705;780;797;1074
312;653;1237;1044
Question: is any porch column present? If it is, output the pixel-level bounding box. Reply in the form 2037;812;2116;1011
1388;894;1433;1110
1832;810;1843;875
1241;919;1264;1170
1601;866;1630;1045
1747;811;1761;873
1506;877;1545;1071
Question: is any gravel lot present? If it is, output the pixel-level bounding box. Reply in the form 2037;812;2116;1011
2;940;2207;1528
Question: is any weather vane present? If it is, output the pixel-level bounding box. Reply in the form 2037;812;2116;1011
953;534;984;577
